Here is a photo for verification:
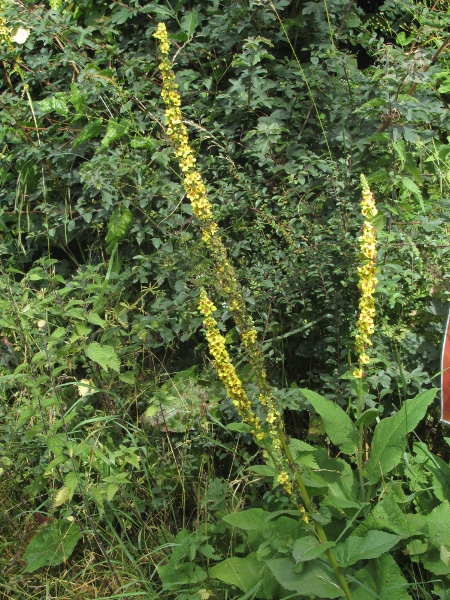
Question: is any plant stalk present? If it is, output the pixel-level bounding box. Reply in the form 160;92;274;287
357;377;365;502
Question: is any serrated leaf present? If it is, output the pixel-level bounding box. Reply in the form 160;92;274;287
105;207;133;253
23;519;83;572
365;389;437;484
65;471;79;499
106;482;120;501
73;118;103;148
301;389;358;454
86;342;120;373
54;486;70;507
87;312;106;328
335;530;401;567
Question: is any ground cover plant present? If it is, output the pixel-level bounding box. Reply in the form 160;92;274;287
1;0;450;598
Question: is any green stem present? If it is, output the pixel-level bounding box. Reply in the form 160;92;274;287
357;376;365;502
278;431;354;600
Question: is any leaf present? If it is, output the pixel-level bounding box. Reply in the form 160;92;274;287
351;554;413;600
300;389;358;454
209;554;262;593
223;508;270;531
53;486;70;507
87;312;106;328
365;389;437;484
70;83;86;115
65;471;79;499
335;530;401;567
106;482;120;501
292;536;335;562
72;118;103;148
101;119;129;149
23;519;83;572
266;557;344;598
105;207;133;253
36;93;68;116
86;342;120;373
181;10;198;38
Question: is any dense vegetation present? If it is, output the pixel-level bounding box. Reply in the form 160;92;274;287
1;0;450;598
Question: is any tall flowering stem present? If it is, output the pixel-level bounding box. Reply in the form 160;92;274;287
154;23;354;599
153;22;288;487
354;175;377;379
355;174;378;500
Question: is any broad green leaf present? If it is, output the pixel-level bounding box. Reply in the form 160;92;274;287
23;519;83;572
355;408;379;428
365;389;437;484
36;93;68;116
266;557;344;598
351;554;413;600
209;554;262;593
223;508;270;531
86;342;120;373
101;119;129;149
335;530;401;567
301;389;358;454
293;536;335;562
72;118;103;148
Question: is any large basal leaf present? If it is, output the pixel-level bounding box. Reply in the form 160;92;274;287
351;554;413;600
86;342;120;373
222;508;271;531
209;553;262;593
301;389;358;454
266;557;344;598
365;388;437;484
335;530;401;567
23;519;83;573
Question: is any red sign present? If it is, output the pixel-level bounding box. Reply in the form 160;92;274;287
442;311;450;424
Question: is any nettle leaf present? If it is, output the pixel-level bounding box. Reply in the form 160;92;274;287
53;486;70;507
351;554;413;600
300;389;358;454
72;118;103;148
335;530;402;567
365;389;437;484
23;519;83;573
86;342;120;373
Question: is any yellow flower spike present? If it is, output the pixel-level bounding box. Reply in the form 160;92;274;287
355;175;378;378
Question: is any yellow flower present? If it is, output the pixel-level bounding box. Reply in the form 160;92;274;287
355;175;378;378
